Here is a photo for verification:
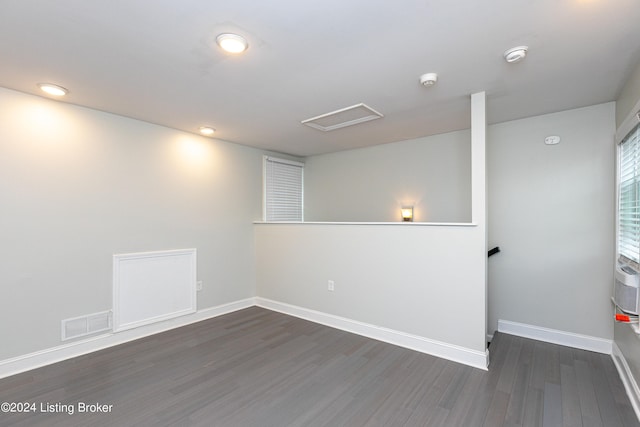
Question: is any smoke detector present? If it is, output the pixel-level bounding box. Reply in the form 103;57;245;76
503;46;528;63
419;73;438;87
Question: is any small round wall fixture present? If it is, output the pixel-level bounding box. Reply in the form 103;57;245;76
216;33;249;54
37;83;68;97
419;72;438;87
199;126;216;136
503;46;528;63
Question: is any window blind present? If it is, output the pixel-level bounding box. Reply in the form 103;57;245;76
264;156;304;221
619;123;640;268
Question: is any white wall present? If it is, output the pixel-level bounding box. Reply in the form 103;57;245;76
487;102;615;339
300;99;615;344
255;223;487;356
304;130;471;223
0;87;266;360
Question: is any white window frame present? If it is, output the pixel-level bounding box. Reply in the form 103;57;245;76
263;156;304;222
616;106;640;272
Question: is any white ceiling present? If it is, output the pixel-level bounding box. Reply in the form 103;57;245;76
1;0;639;156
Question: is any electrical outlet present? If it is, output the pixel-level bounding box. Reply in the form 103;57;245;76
328;280;334;291
196;281;203;291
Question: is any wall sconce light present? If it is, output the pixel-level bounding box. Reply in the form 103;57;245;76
401;206;414;222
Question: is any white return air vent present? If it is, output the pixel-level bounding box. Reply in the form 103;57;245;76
614;266;640;315
301;103;383;132
62;310;112;341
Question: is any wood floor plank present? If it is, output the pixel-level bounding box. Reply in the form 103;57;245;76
0;307;638;427
484;390;510;427
522;387;544;427
574;359;603;427
497;336;523;394
561;363;583;427
504;356;530;426
442;368;484;427
545;345;562;386
530;342;549;391
543;382;563;427
588;352;624;427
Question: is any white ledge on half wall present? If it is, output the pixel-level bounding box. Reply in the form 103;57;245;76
253;221;477;226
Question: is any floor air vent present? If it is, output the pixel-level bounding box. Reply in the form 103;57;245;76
62;310;112;341
301;103;383;132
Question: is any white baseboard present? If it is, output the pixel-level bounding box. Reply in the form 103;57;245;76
1;297;490;379
612;342;640;421
497;319;612;354
256;297;489;370
0;298;255;379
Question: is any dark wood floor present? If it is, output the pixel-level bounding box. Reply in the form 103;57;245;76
0;307;637;426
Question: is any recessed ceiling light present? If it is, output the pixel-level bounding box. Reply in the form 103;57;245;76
216;33;249;54
199;126;215;136
503;46;528;63
37;83;68;97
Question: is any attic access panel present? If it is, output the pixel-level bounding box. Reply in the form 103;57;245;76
301;103;383;132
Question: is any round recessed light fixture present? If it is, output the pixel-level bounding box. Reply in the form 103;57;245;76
37;83;68;97
216;33;249;54
503;46;528;63
199;126;216;136
419;72;438;87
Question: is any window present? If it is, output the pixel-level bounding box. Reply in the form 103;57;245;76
619;123;640;270
263;156;304;221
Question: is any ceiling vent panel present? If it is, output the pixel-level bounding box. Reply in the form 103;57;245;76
301;103;383;132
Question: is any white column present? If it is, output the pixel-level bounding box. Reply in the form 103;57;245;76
471;91;488;357
471;91;486;226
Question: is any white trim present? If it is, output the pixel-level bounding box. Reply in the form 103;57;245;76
497;319;612;354
0;298;255;379
256;297;489;370
264;156;305;167
612;342;640;421
470;91;486;226
254;221;477;227
1;297;491;379
262;155;267;221
113;248;197;332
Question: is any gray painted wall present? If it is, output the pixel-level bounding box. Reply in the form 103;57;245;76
0;87;266;360
299;101;615;342
301;101;615;341
617;60;640;128
304;130;471;223
615;59;640;387
255;223;487;353
487;102;616;339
